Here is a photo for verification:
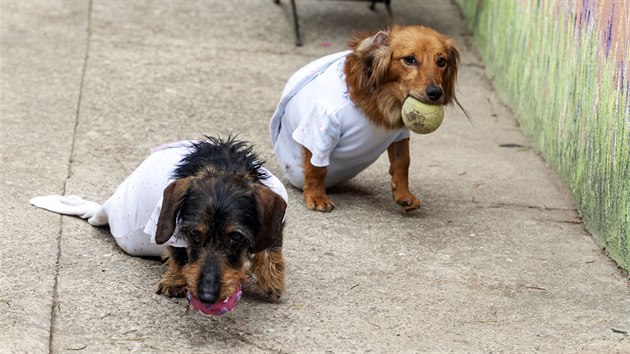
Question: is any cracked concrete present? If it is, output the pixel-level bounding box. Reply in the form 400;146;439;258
1;0;629;352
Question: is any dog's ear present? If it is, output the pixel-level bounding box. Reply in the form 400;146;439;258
354;30;389;52
155;177;191;244
442;38;460;105
348;30;392;89
251;184;287;253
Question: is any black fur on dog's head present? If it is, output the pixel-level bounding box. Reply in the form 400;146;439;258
154;136;286;304
172;136;269;182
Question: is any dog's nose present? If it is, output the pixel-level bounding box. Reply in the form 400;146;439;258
426;86;443;102
198;261;221;303
198;274;221;303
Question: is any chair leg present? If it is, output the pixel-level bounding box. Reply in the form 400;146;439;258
289;0;302;46
369;0;393;18
384;0;392;17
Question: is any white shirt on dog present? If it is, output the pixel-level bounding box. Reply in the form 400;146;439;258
30;140;288;257
270;51;410;189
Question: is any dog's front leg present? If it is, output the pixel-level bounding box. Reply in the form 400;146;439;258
302;147;335;212
251;242;285;301
157;247;188;298
387;138;422;211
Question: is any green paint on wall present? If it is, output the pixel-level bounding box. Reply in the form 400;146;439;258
456;0;630;270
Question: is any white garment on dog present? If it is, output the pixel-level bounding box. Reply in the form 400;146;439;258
269;50;410;189
30;140;288;258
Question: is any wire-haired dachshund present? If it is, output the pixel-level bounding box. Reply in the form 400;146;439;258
31;136;288;315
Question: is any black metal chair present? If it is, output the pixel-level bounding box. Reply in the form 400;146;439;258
274;0;393;46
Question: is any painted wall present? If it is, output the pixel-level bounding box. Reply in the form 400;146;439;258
456;0;629;270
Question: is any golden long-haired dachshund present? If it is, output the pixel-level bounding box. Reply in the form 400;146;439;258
270;25;461;212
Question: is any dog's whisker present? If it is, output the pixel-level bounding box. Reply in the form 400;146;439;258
454;96;474;126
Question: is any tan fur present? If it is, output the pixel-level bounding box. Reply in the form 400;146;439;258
180;259;202;299
159;254;248;302
157;257;188;298
344;25;460;129
218;264;248;300
250;248;286;300
302;25;460;212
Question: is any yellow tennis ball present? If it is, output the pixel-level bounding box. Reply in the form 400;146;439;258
401;97;444;134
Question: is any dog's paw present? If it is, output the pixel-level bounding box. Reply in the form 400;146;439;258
264;287;284;302
157;280;187;298
254;276;284;301
395;194;422;212
305;195;335;212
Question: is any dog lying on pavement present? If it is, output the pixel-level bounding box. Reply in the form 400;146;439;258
270;25;461;212
31;136;288;315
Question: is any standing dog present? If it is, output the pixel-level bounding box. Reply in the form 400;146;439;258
270;25;460;212
31;137;288;313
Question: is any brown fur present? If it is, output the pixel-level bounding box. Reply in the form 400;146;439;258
159;253;250;302
302;148;334;212
344;25;460;129
250;248;286;300
302;25;460;212
218;264;248;300
157;257;188;298
387;138;421;210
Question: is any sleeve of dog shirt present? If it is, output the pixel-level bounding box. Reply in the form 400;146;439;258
394;128;411;142
291;104;341;167
259;167;289;203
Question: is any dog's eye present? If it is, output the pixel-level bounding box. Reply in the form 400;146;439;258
229;232;243;243
402;56;417;65
189;229;202;242
436;57;447;67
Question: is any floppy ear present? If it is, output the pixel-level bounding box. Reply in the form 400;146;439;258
442;39;460;105
251;184;287;253
155;177;191;244
355;30;389;52
347;30;392;90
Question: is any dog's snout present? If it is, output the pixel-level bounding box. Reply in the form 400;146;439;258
426;86;443;102
197;260;221;303
198;275;221;303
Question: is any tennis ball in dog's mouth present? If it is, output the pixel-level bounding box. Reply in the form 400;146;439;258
401;97;444;134
186;284;242;316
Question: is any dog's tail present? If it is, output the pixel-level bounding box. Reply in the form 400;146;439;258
30;195;108;226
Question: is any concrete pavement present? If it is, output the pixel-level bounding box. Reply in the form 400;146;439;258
1;0;629;352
